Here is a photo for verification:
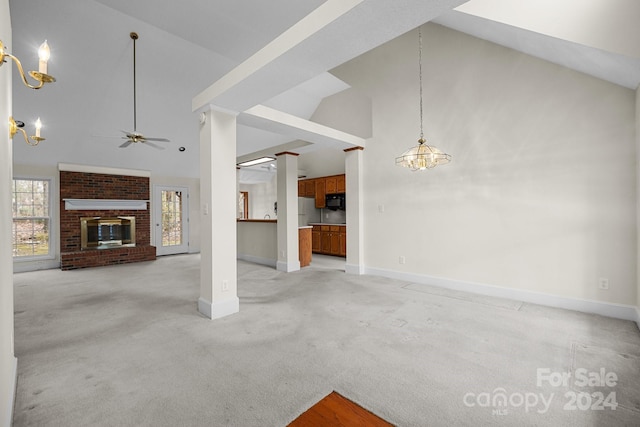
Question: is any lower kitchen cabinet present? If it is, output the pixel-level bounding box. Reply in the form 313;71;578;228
311;229;321;252
312;225;346;257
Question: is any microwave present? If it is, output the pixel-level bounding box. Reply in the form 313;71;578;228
325;193;345;210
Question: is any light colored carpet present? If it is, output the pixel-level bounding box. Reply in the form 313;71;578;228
12;254;640;426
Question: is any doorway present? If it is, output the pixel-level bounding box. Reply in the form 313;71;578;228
239;191;249;219
154;186;189;256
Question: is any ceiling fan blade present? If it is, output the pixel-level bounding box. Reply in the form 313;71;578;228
143;137;170;142
119;141;133;148
143;141;165;150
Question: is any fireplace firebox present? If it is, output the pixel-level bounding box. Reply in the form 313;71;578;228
80;216;136;250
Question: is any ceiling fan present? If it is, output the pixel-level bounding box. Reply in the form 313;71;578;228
118;32;169;149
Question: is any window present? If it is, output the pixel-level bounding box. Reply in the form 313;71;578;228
12;178;51;258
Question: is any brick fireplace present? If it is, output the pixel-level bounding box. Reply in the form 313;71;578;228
59;166;156;270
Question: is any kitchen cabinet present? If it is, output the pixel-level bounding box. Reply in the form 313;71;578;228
337;174;345;193
325;176;337;194
315;179;326;208
304;179;315;197
311;227;321;252
298;175;344;198
298;227;312;267
329;228;340;254
298;178;316;197
312;224;346;257
324;174;345;195
321;229;331;253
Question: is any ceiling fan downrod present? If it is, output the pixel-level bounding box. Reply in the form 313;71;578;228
130;32;138;133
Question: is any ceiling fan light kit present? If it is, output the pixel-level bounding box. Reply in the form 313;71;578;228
118;32;169;149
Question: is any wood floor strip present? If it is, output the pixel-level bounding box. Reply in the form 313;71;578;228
288;391;394;427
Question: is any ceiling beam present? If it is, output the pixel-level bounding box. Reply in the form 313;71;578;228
239;105;365;151
192;0;363;113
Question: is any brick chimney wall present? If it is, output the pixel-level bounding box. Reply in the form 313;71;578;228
59;171;156;269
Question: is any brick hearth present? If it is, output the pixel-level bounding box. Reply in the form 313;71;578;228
60;170;156;270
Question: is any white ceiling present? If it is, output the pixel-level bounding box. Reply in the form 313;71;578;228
433;10;640;90
9;0;638;180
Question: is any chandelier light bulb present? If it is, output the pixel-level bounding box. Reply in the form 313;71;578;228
38;40;50;74
35;117;42;138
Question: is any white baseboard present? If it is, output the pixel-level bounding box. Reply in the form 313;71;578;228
237;254;276;268
198;297;239;320
3;356;17;427
345;263;364;275
636;307;640;330
13;259;59;273
276;260;300;273
366;267;638;322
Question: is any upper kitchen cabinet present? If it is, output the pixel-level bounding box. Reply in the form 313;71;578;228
315;179;326;208
325;176;337;194
304;179;316;197
299;174;345;207
325;174;345;195
298;178;316;197
336;174;345;193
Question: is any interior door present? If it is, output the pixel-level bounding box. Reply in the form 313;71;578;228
154;185;189;256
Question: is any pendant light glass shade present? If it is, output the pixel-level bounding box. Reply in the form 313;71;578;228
396;138;451;170
396;27;451;171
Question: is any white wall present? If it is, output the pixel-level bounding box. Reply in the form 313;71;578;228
1;1;17;424
456;0;640;59
239;174;278;219
636;86;640;323
237;221;277;267
298;148;345;179
332;23;637;306
311;87;373;138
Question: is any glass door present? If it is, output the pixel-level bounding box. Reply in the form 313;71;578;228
154;186;189;256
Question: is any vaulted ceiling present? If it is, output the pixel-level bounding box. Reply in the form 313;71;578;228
9;0;639;179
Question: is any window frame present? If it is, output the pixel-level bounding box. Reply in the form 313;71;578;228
12;176;56;261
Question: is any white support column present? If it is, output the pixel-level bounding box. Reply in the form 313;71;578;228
275;152;300;272
198;107;239;319
345;147;364;274
0;3;17;425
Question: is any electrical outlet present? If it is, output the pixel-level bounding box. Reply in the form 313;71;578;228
222;280;229;291
378;205;385;213
598;278;609;290
399;256;406;265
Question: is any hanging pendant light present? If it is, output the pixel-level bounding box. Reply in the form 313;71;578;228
396;27;451;171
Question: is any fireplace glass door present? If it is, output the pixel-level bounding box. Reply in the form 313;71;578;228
81;216;135;250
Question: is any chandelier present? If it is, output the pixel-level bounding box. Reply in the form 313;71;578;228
395;27;451;170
